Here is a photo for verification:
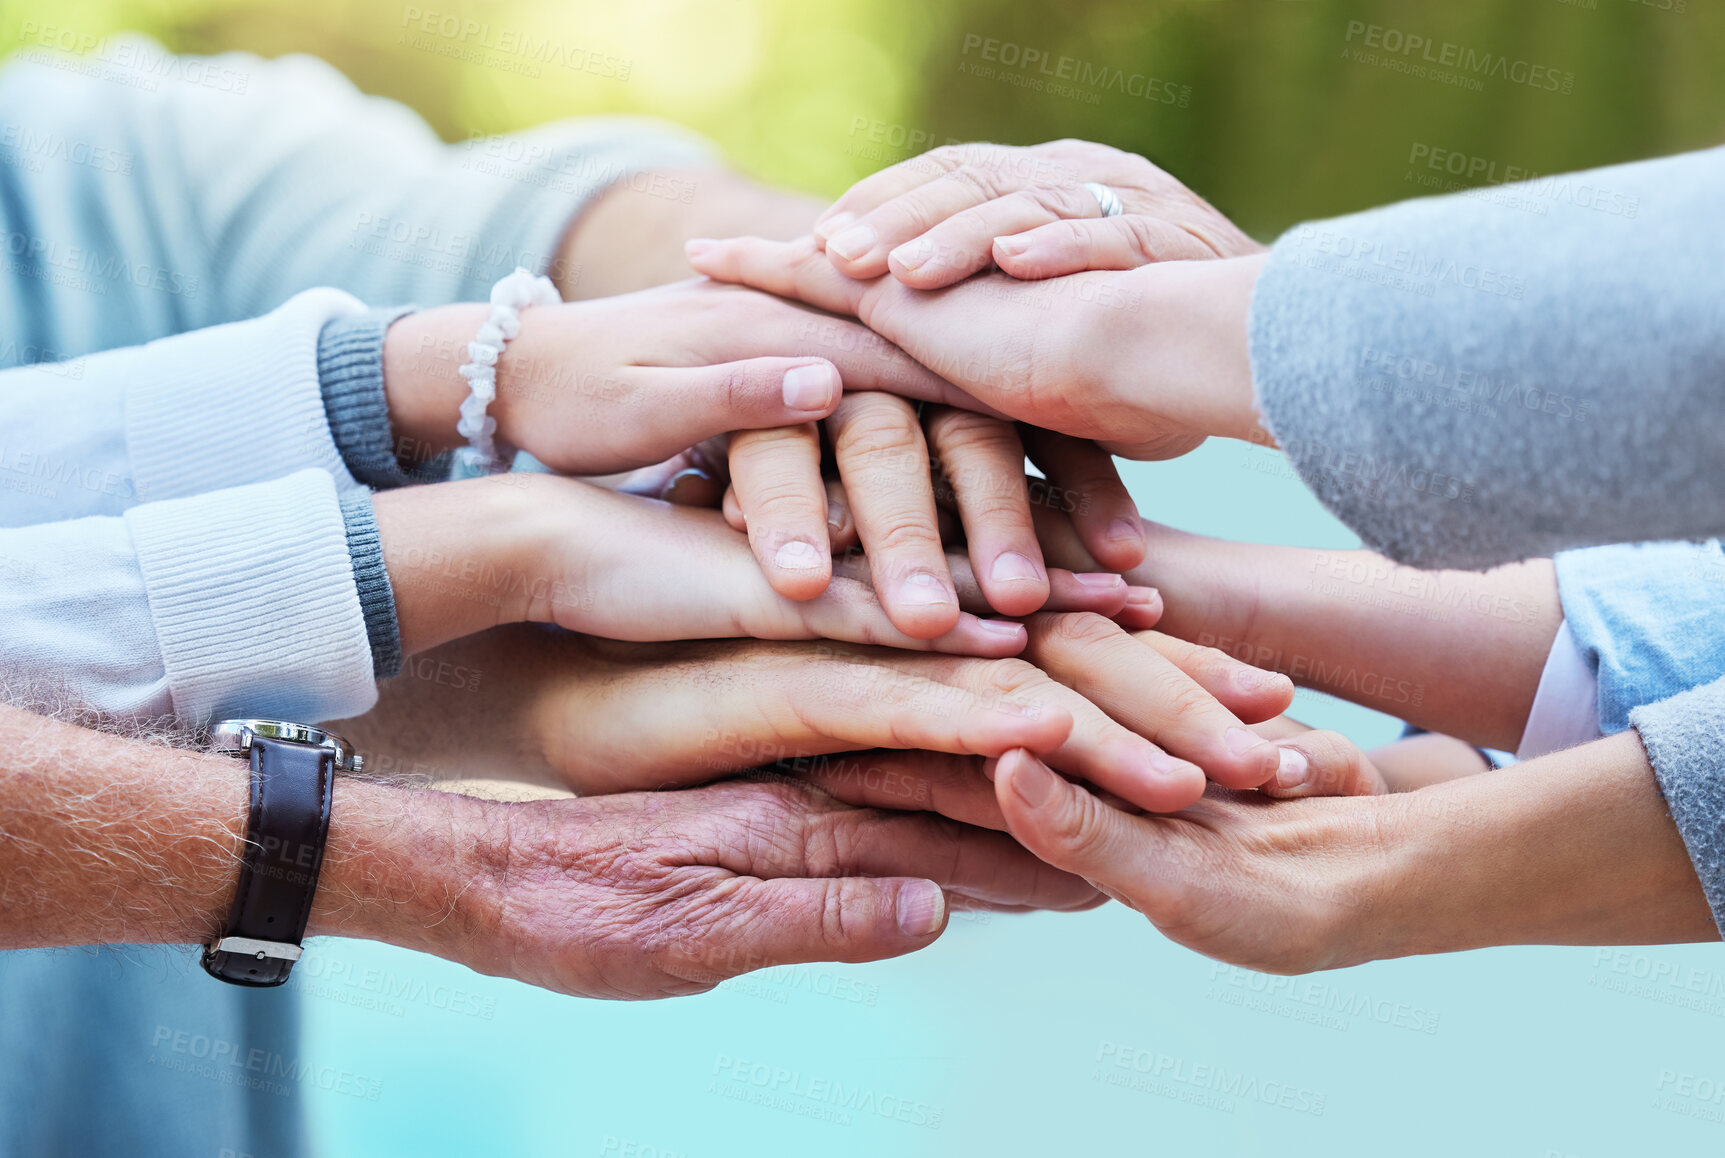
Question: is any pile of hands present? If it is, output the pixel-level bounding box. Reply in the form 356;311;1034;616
315;143;1489;999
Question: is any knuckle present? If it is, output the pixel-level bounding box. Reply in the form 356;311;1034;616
927;409;1019;456
977;656;1045;699
1030;182;1095;219
1121;214;1175;261
1160;678;1223;723
1045;610;1123;649
832;400;923;463
868;517;943;558
744;474;822;517
1053;790;1110;858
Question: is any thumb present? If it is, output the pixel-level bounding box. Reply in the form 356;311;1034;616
993;748;1151;893
1258;730;1388;799
638;356;842;444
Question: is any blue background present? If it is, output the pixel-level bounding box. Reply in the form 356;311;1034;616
292;443;1721;1156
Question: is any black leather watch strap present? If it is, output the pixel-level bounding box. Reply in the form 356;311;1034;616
201;736;335;987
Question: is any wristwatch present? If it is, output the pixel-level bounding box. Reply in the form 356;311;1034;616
200;719;363;987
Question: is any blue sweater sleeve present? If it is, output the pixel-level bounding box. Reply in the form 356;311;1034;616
0;34;715;363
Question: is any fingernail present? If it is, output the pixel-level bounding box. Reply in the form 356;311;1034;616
896;570;956;607
684;238;716;259
1074;572;1125;590
975;618;1027;641
814;211;856;243
1275;746;1310;790
1108;517;1145;543
1234;665;1287;694
783;363;839;411
898;881;946;937
990;551;1043;583
1226;727;1269;757
890;238;935;271
826;223;877;262
1008;754;1057;808
826;499;846;533
1148;751;1189;777
994;235;1028;258
774;539;825;571
1125;586;1160;606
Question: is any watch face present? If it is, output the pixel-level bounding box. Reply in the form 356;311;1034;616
205;719;362;772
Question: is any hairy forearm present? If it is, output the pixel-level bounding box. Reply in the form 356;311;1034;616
0;704;247;947
555;166;823;300
1375;730;1715;957
0;702;488;956
1128;525;1560;750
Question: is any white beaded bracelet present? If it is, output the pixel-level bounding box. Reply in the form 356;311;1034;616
455;266;562;474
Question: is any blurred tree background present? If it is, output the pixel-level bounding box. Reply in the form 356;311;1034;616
3;0;1720;240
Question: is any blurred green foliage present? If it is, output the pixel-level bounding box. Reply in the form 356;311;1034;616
4;0;1721;239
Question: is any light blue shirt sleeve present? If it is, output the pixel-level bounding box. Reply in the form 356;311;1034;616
1554;540;1725;735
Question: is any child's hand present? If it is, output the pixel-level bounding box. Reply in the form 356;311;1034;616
721;394;1153;635
369;473;1152;663
380;278;988;478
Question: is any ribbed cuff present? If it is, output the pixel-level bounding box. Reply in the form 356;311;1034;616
122;469;379;725
318;306;453;488
1631;674;1725;939
125;288;368;502
340;491;403;679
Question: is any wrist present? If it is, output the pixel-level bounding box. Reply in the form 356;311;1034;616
306;777;503;960
1109;253;1270;447
381;304;491;459
1373;732;1716;958
371;474;547;655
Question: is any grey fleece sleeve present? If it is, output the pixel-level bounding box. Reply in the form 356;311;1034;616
1249;145;1725;571
1632;677;1725;937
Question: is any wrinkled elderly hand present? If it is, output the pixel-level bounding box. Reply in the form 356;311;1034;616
812;140;1263;289
310;774;1100;1000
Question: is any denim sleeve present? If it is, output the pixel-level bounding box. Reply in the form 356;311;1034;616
1554;540;1725;735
